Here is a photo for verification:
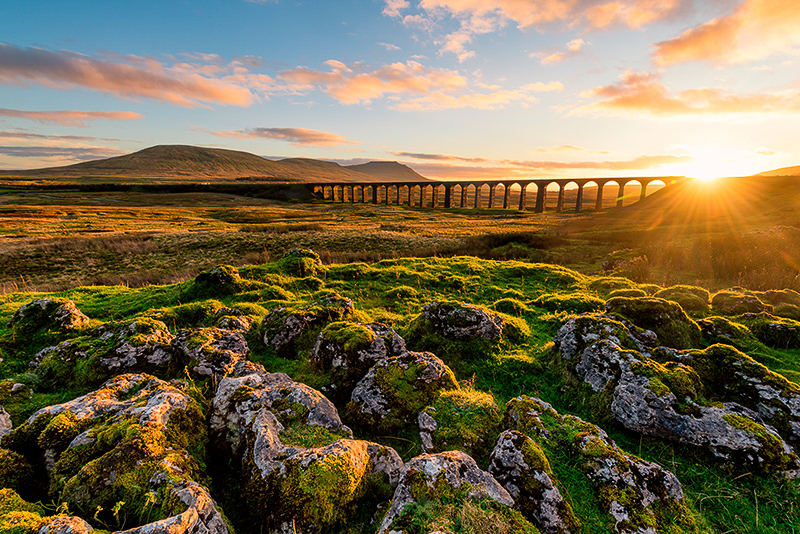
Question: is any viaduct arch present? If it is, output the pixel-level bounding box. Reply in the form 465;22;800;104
308;177;678;213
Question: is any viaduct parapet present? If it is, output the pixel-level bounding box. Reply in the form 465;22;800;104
304;177;684;212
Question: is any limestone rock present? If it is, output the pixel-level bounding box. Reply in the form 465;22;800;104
604;297;701;349
97;318;176;373
37;516;94;534
347;351;459;434
506;396;688;534
0;406;11;438
310;322;406;402
712;290;773;316
172;327;249;378
261;293;355;357
10;298;90;336
214;307;253;333
417;300;504;341
554;315;642;362
489;430;577;534
377;450;513;534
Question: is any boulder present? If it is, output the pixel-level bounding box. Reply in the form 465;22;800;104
214;307;253;333
9;298;90;337
604;297;701;349
711;290;773;316
261;293;355;357
554;315;643;362
1;374;226;533
37;516;94;534
377;450;514;534
96;317;176;373
347;351;459;434
415;300;504;341
172;327;249;378
310;322;406;402
210;365;403;533
489;430;577;534
506;396;690;534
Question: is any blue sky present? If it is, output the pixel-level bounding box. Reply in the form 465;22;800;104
2;0;799;179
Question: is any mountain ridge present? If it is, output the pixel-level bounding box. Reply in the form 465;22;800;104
1;144;432;183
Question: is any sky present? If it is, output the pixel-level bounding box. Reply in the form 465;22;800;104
1;0;799;180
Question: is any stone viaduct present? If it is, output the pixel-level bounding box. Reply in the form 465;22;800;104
306;177;682;212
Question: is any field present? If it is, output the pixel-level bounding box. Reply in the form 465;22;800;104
2;176;800;533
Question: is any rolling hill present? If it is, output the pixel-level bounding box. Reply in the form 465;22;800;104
0;145;432;183
758;165;800;176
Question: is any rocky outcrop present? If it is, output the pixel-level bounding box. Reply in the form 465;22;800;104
210;364;403;533
377;450;514;534
172;327;249;378
310;322;406;402
414;300;504;341
38;516;94;534
9;298;90;336
506;396;690;534
711;290;773;316
489;430;577;534
557;315;800;473
347;351;459;434
96;318;176;372
261;293;355;357
604;297;701;349
214;307;253;333
1;374;227;534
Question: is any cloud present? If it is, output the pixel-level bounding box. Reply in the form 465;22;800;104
392;148;692;178
0;131;121;142
0;44;261;107
575;70;800;116
655;0;800;65
378;42;401;51
209;127;356;147
536;38;586;64
0;108;142;127
533;144;610;154
0;145;125;161
280;59;562;110
386;0;686;59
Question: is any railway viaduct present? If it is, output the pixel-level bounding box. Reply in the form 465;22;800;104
305;177;683;212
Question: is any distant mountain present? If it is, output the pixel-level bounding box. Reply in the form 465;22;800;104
1;145;432;183
346;161;429;182
758;165;800;177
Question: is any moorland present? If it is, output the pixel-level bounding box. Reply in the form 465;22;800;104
1;147;800;534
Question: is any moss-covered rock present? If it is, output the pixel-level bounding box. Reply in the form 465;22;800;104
412;300;505;341
187;264;260;299
605;297;701;349
260;293;355;358
0;449;34;498
711;290;773;316
172;326;249;378
505;396;696;534
310;322;406;404
696;316;758;350
347;351;459;434
608;288;648;298
8;299;90;339
737;313;800;349
418;388;502;463
274;248;326;278
554;315;643;362
532;293;605;314
489;430;578;534
377;450;523;534
652;286;711;317
586;276;639;296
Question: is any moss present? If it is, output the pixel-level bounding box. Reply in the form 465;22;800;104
773;303;800;321
424;389;502;463
629;359;702;401
318;322;375;354
608;288;648;298
0;489;43;517
492;298;531;316
711;290;773;316
38;411;83;452
638;284;662;296
186;265;261;299
655;285;711;303
532;293;605;314
738;313;800;349
0;450;34;497
722;414;795;470
278;423;347;449
0;510;44;534
384;285;419;300
605;297;701;349
758;289;800;308
586;276;639;296
652;287;710;317
147;300;224;329
274;249;326;278
328;263;377;280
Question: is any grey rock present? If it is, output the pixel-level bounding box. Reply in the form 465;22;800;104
172;327;249;378
12;298;90;333
38;516;94;534
420;301;504;341
0;406;11;438
489;430;575;534
378;451;513;534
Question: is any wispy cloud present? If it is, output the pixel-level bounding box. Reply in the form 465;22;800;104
574;70;800;116
0;43;264;107
280;59;561;110
209;127;356;147
0;108;142;127
655;0;800;65
0;145;125;161
392;149;693;178
0;131;121;142
378;42;401;51
534;39;586;65
384;0;686;60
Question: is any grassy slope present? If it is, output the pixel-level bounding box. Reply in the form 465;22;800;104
1;256;800;533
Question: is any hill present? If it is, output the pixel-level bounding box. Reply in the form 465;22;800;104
0;144;432;183
758;164;800;176
345;160;429;181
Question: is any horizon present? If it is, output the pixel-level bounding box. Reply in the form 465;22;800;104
2;1;799;180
